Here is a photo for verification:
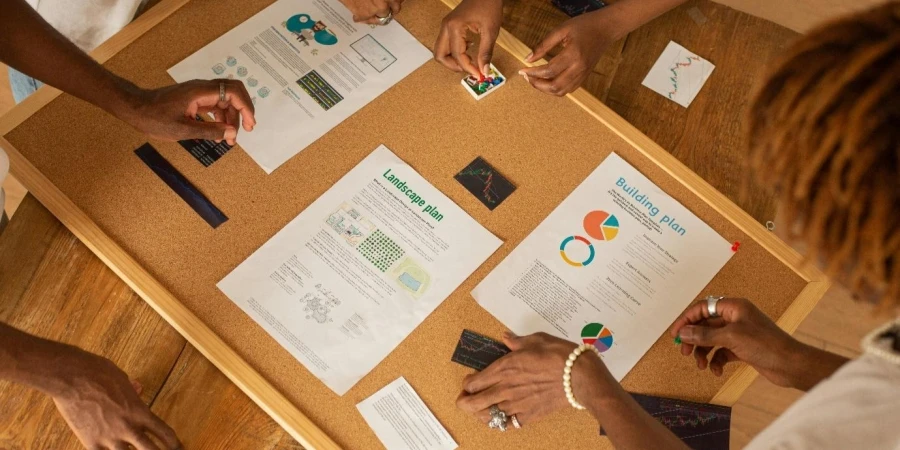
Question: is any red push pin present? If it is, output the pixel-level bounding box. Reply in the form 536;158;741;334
731;241;741;252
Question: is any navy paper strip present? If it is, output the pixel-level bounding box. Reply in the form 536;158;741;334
135;143;228;228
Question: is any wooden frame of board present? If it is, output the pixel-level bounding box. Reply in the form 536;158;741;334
0;0;829;448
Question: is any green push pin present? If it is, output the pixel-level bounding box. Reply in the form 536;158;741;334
674;336;682;345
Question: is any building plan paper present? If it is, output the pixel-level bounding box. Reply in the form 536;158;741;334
641;41;714;108
357;377;457;450
218;145;502;394
168;0;431;173
472;152;733;381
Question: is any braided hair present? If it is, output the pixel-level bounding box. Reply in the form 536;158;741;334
747;2;900;310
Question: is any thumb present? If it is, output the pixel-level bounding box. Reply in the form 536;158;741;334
180;119;236;144
677;325;729;348
502;331;524;351
477;28;498;76
526;26;567;63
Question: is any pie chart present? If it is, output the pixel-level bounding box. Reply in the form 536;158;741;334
583;210;620;241
581;322;614;353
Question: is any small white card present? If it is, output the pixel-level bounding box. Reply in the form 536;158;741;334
642;41;714;107
357;377;458;450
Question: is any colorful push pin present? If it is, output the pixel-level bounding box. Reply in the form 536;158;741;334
492;77;503;85
731;241;741;252
674;336;682;345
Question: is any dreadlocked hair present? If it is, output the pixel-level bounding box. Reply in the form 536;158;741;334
747;2;900;310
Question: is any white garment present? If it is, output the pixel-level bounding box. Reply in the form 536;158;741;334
746;353;900;449
24;0;147;52
0;0;147;212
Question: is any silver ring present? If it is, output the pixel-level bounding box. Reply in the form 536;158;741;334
511;415;521;429
219;81;226;102
376;11;393;25
706;295;723;318
488;405;507;432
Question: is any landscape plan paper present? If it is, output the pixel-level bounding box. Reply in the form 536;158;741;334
218;146;502;394
472;153;733;381
168;0;431;173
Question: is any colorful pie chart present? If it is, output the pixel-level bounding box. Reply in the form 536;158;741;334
583;210;620;241
581;322;614;353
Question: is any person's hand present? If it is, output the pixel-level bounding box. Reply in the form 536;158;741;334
340;0;403;24
519;9;621;96
434;0;503;78
119;78;256;146
456;332;615;427
669;297;805;387
52;347;182;450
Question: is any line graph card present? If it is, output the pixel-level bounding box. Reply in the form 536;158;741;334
451;329;510;371
642;41;715;108
599;393;730;450
454;157;516;210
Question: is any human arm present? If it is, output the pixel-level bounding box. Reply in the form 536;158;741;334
456;332;688;449
0;0;255;145
434;0;504;78
521;0;687;96
0;322;181;449
669;297;849;391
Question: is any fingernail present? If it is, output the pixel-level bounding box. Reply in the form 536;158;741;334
525;51;533;61
678;326;694;340
224;127;237;141
482;64;490;76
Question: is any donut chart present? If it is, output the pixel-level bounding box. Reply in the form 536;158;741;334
559;236;595;267
581;322;614;352
583;210;620;241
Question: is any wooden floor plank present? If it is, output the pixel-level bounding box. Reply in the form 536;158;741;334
0;196;187;449
604;0;798;222
150;345;291;449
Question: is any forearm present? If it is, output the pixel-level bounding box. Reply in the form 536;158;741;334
0;0;139;117
0;322;77;398
572;356;689;450
785;341;849;391
599;0;688;39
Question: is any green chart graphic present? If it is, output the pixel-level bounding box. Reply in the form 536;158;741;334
357;229;405;272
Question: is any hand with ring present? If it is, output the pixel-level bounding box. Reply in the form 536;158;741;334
117;78;256;146
456;332;616;428
339;0;403;24
669;297;827;388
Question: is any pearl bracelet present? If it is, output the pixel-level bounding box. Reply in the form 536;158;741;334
563;343;601;410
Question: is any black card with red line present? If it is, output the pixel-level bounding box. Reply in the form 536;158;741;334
454;157;516;211
451;329;511;371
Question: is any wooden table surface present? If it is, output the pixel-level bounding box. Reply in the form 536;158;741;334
0;0;798;448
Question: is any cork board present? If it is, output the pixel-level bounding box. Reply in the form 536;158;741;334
3;0;821;448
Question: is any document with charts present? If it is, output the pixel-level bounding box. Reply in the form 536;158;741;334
218;146;502;395
472;153;733;380
168;0;430;173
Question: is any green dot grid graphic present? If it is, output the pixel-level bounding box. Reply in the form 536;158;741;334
357;229;405;272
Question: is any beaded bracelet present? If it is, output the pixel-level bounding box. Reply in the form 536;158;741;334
563;343;601;410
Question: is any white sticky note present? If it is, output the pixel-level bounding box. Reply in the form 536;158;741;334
357;377;457;450
642;41;715;107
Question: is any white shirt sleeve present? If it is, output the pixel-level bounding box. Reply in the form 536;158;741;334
745;353;900;450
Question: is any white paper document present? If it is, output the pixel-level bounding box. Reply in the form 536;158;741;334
168;0;431;173
357;377;457;450
218;146;501;394
641;41;714;107
473;153;732;380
